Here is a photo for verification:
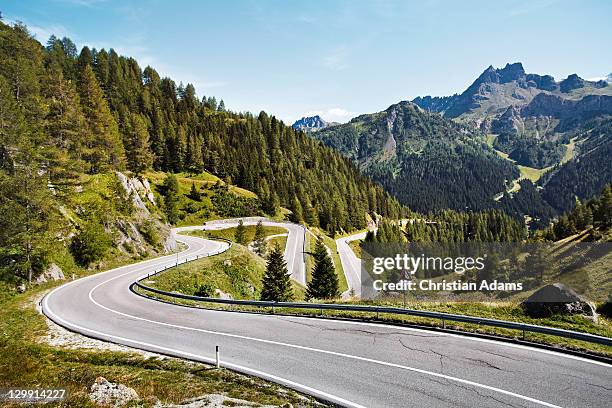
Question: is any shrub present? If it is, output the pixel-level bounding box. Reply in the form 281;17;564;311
70;222;112;266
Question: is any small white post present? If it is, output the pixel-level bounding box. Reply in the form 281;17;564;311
215;345;220;368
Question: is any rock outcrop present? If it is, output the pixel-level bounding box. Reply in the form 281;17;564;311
521;283;595;318
35;263;65;284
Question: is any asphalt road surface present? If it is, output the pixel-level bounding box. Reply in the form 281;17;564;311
337;231;367;298
43;229;611;408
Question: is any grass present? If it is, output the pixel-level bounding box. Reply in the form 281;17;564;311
145;171;262;227
149;240;306;301
0;282;319;408
267;235;288;252
149;245;266;300
188;225;287;244
348;239;362;259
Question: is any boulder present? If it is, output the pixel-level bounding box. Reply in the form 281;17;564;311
214;289;233;300
89;376;139;407
521;283;595;318
36;263;65;284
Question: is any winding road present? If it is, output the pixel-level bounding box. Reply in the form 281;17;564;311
177;217;307;285
337;231;368;298
43;226;611;407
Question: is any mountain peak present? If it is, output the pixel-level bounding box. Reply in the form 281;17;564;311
292;115;330;132
560;73;585;93
474;62;526;86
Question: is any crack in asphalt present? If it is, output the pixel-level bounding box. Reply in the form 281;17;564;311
397;338;450;373
275;316;438;338
443;380;524;408
464;357;503;371
479;349;525;363
398;338;430;355
585;382;612;391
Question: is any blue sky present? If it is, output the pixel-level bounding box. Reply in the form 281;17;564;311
3;0;611;123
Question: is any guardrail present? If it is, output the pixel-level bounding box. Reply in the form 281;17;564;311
135;234;612;347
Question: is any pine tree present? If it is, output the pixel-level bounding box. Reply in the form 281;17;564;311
234;219;247;244
43;65;87;177
162;173;180;224
260;244;293;301
188;182;201;201
289;196;303;223
253;220;266;256
78;64;124;172
124;113;153;175
306;237;339;300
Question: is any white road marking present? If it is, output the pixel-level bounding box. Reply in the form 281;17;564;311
78;261;563;407
42;231;611;408
42;292;365;408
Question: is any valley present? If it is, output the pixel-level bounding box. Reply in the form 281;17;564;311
0;8;610;408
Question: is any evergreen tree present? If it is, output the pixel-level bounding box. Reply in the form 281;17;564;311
235;219;247;244
260;244;293;301
188;182;201;201
217;99;226;112
43;64;87;177
124;112;153;175
525;247;550;283
289;196;303;223
78;64;124;172
306;238;339;300
252;220;266;256
162;173;180;224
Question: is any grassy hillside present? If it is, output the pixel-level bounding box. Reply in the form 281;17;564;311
147;243;306;301
199;225;287;243
146;171;263;226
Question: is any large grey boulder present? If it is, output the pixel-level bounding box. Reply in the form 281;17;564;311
36;263;65;284
521;283;595;318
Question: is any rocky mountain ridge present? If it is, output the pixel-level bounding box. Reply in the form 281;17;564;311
292;115;338;132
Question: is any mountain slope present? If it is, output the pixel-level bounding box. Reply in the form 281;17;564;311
314;101;519;212
411;62;612;216
0;20;407;286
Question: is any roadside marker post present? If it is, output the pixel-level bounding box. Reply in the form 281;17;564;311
216;345;220;368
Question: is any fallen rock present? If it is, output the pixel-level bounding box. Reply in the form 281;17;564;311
89;376;139;407
521;283;595;318
214;289;233;300
36;263;65;284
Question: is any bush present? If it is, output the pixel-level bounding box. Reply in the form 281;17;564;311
70;222;112;266
194;283;215;297
139;220;161;248
597;296;612;318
